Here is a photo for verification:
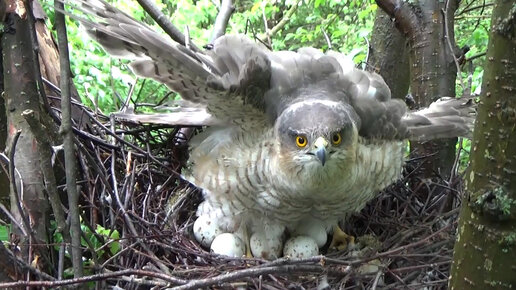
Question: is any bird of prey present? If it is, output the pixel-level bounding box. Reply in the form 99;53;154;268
66;0;475;258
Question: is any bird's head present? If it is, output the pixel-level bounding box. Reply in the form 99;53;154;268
275;99;359;169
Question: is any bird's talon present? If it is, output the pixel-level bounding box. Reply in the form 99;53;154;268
329;225;355;251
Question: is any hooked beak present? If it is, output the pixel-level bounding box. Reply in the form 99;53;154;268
313;137;328;166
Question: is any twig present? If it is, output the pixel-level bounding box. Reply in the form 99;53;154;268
465;51;486;62
442;0;465;91
456;2;493;15
260;0;301;43
321;26;332;49
135;0;201;52
0;204;25;236
171;264;350;290
0;269;186;288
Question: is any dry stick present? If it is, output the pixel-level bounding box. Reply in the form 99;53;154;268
360;222;454;264
55;0;84;278
171;264;351;290
0;269;186;288
0;204;25;235
43;80;170;165
109;115;171;275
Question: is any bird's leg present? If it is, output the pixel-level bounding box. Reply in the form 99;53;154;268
243;226;253;258
329;225;355;251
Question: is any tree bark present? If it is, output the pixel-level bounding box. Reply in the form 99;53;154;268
2;2;49;270
368;8;410;100
449;0;516;288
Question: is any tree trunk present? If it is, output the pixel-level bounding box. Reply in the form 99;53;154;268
449;0;516;288
2;5;50;270
368;8;410;100
408;0;459;180
0;34;7;206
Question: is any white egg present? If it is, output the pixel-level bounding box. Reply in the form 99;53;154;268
193;215;222;248
283;236;319;258
250;232;282;259
210;233;245;257
292;220;327;247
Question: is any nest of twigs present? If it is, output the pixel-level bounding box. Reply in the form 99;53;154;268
67;101;464;289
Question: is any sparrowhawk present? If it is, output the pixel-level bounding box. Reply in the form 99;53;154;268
67;0;475;259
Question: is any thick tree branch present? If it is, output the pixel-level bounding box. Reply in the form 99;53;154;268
375;0;418;37
209;0;234;43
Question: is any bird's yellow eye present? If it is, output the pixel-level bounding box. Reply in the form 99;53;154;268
332;133;342;145
295;135;308;148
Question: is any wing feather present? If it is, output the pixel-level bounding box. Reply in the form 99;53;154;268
63;0;475;139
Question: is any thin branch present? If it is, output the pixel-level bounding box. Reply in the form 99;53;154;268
135;0;201;51
260;0;301;43
55;0;84;277
261;2;272;47
171;264;351;290
465;51;486;62
0;269;186;288
442;1;465;90
456;2;493;16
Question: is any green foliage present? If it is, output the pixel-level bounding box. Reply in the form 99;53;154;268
0;225;8;242
455;3;492;96
52;221;120;276
81;224;121;256
457;138;472;172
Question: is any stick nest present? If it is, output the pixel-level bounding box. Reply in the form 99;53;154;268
69;105;465;289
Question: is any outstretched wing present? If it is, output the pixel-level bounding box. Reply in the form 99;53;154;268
403;97;476;141
64;0;475;140
64;0;411;135
64;0;272;128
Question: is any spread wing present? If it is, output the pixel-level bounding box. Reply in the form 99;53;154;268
64;0;474;140
64;0;271;128
62;0;406;134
